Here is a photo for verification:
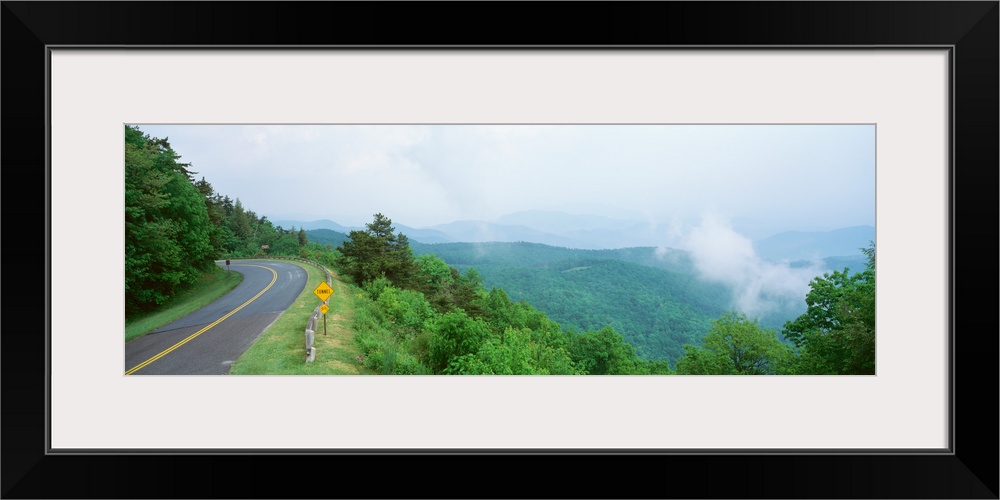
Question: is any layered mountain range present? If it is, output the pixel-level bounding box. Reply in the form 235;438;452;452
277;210;874;263
294;211;874;364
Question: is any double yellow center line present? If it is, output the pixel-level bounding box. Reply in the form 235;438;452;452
125;265;278;375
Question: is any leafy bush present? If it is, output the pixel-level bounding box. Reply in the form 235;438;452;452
427;311;492;373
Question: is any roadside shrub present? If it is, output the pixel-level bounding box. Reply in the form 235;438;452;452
377;287;435;337
428;311;492;373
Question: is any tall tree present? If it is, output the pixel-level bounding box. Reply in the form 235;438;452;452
124;125;218;315
336;213;418;287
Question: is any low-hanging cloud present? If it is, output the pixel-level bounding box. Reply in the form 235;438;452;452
672;212;825;322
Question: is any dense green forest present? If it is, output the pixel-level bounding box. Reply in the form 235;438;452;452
330;214;875;375
318;235;867;356
125;126;338;316
126;125;875;374
332;214;671;375
312;229;729;362
407;240;701;274
449;259;730;362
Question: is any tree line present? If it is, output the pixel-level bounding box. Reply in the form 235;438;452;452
336;213;670;375
125;126;335;316
125;123;874;374
337;213;876;375
448;259;731;363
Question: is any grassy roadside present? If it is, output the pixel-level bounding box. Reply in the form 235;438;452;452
125;264;243;342
229;260;372;375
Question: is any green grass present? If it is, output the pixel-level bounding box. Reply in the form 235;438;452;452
125;265;244;342
228;260;373;375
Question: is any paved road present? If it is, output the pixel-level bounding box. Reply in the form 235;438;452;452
124;259;308;375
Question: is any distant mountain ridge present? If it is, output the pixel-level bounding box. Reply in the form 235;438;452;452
281;212;669;250
425;219;592;249
274;219;455;244
753;225;875;262
493;210;637;234
286;213;874;263
303;226;871;365
273;219;354;232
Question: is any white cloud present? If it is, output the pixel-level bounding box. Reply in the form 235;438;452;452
678;212;823;320
131;123;874;231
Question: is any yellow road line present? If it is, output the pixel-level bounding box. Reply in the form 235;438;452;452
125;265;278;375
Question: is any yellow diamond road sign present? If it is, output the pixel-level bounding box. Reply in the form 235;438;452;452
320;304;330;315
313;282;334;302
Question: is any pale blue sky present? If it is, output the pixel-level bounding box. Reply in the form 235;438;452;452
132;124;875;238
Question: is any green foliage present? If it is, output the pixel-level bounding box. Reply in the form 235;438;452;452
410;254;487;317
567;326;651;375
480;287;515;332
300;242;340;269
363;275;393;301
349;279;451;374
125;126;338;319
428;311;492;373
445;267;486;318
411;253;477;313
304;229;350;251
124;126;219;315
349;300;433;375
376;287;435;337
646;360;674;375
347;235;876;377
531;342;582;375
450;259;729;365
409;240;699;275
446;328;537;375
341;216;585;375
675;311;796;375
416;253;453;289
343;215;690;376
445;327;582;375
782;243;876;375
674;344;731;375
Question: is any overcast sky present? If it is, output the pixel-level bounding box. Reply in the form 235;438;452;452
132;124;875;238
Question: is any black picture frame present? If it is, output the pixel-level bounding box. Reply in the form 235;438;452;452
3;2;997;498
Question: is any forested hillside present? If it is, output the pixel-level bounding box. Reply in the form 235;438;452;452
309;233;868;367
126;124;875;375
408;240;699;274
125;126;339;316
329;214;875;375
452;259;729;362
331;214;671;374
412;241;728;363
125;125;217;314
315;236;729;363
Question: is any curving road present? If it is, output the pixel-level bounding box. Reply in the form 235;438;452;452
124;259;308;375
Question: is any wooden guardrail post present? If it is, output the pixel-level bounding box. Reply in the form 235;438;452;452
297;257;336;363
305;329;316;362
306;305;321;363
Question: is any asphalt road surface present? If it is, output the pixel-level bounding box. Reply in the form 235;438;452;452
124;259;308;375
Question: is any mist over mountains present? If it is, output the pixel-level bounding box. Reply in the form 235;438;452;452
280;210;874;263
752;225;875;262
299;211;873;364
297;210;872;325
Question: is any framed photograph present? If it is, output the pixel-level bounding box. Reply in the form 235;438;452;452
5;2;997;498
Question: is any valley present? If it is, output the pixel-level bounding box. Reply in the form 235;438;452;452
303;213;873;366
